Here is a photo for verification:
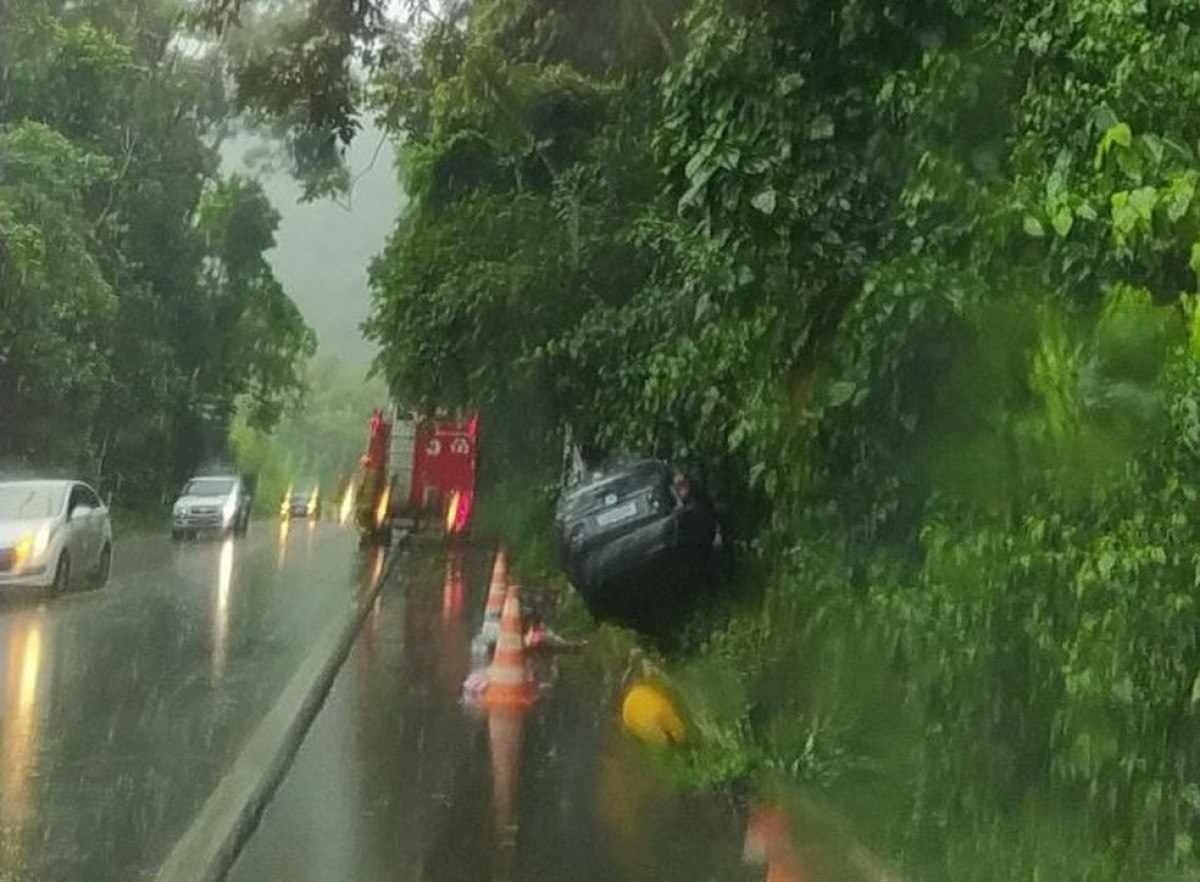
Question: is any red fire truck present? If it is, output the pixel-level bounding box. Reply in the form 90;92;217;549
354;406;479;544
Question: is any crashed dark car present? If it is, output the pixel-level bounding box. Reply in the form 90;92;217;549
554;458;719;625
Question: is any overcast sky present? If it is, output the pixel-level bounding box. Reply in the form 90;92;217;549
222;123;406;368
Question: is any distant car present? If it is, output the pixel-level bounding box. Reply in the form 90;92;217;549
282;483;320;520
0;480;113;593
554;459;719;624
172;474;251;540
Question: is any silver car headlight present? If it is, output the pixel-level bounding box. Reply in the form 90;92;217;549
14;521;53;571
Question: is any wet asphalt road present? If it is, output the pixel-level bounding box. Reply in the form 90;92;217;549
0;517;385;882
228;544;745;882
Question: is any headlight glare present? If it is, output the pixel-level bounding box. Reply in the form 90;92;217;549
13;535;32;572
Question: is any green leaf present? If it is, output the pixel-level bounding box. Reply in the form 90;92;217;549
1175;832;1194;859
827;380;857;406
1130;186;1158;221
1189;242;1200;278
777;73;806;96
751;188;777;215
678;167;715;211
1095;122;1133;170
1111;192;1139;238
1052;207;1074;238
749;462;767;486
1112;675;1134;704
685;147;712;181
807;115;835;141
1167;173;1196;222
1023;215;1046;238
1142;133;1165;166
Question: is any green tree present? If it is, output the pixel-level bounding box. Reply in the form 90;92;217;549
1;0;314;507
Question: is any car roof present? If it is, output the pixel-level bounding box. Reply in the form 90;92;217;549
0;479;103;504
0;479;77;490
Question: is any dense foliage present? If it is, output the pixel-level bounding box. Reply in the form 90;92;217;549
0;0;315;507
210;0;1200;877
230;355;389;513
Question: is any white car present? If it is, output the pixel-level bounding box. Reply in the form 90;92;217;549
0;480;113;593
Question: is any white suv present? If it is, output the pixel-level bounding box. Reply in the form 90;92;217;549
172;475;251;540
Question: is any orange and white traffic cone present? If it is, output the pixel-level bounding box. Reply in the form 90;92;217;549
485;583;535;709
478;549;508;644
744;804;809;882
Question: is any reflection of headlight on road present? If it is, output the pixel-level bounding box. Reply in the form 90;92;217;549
218;538;234;603
222;494;237;524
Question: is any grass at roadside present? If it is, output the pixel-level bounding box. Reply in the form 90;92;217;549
470;473;1200;881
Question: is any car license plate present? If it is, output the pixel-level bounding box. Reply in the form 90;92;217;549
596;500;638;527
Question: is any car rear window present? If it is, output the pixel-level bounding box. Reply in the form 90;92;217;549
560;461;672;516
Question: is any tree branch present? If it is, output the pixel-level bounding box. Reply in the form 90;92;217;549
93;127;139;233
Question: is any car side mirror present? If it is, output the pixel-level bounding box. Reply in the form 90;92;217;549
70;505;92;520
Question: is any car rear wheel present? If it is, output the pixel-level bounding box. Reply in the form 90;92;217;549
52;553;71;595
93;544;111;589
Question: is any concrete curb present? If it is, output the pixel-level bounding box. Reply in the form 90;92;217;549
154;530;410;882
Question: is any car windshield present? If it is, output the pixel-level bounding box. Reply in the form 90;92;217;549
0;484;62;520
183;478;235;497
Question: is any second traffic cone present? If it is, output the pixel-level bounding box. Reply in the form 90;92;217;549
479;549;508;643
485;583;535;708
